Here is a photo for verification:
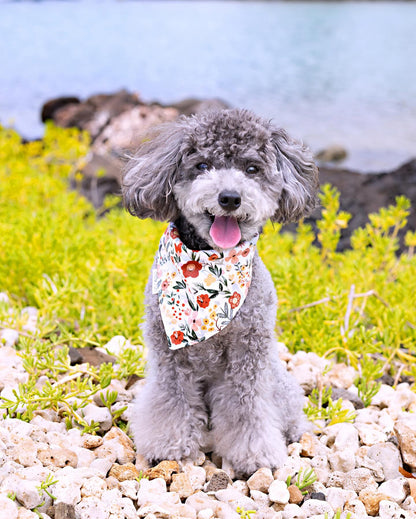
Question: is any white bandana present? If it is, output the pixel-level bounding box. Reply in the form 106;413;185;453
152;223;258;350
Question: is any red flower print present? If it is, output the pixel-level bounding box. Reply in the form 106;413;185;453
229;291;241;309
208;253;219;261
170;228;180;239
174;242;182;254
170;330;184;345
197;294;210;308
226;250;239;264
241;248;250;257
181;260;202;278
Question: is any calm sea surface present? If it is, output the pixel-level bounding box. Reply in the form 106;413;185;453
1;1;415;171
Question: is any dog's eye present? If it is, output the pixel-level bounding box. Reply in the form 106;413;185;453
246;165;259;175
196;163;209;171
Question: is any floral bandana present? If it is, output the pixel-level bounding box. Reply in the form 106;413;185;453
152;223;258;350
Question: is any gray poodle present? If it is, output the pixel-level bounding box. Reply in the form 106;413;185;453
122;109;318;476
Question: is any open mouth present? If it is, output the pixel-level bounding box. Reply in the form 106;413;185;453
205;211;242;249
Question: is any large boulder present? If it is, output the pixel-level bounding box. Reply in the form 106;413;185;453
282;159;416;250
317;159;416;249
40;90;230;208
41;89;142;140
41;96;81;122
92;104;179;156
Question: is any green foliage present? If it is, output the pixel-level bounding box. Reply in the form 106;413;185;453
100;389;128;427
326;511;351;519
0;332;141;432
135;470;150;483
236;507;256;519
0;123;415;437
304;386;357;426
0;123;163;345
36;473;58;500
259;186;416;384
30;474;59;516
354;354;384;406
317;184;351;259
286;467;317;494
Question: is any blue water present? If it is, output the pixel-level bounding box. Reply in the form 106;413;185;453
1;1;416;171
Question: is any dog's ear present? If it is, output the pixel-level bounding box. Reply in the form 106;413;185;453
271;128;319;223
122;122;184;221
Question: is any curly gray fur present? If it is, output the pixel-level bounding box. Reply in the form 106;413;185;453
122;109;318;476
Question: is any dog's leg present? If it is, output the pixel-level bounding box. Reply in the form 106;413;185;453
207;333;306;476
129;348;208;465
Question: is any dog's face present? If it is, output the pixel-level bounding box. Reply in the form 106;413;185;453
173;113;284;249
123;109;318;250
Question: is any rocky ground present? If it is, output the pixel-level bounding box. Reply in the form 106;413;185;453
1;297;416;519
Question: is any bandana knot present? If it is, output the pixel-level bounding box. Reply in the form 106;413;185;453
152;223;258;349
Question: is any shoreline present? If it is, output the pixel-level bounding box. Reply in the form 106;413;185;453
2;89;414;177
35;90;416;247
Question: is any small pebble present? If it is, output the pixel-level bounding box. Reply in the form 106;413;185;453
145;460;180;484
205;469;232;493
170;472;194;499
109;462;141;481
310;491;326;501
269;480;290;504
247;467;274;493
288;484;303;504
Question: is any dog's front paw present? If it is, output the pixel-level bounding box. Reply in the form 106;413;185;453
129;386;207;465
130;420;202;465
215;430;288;477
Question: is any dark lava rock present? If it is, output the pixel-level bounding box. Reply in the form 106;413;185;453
52;502;76;519
52;102;96;131
68;346;115;367
379;373;395;386
284;159;416;251
205;470;232;492
331;388;365;410
310;492;326;501
41;89;142;140
41;96;80;123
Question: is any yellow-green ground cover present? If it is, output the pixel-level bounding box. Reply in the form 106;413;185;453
0;124;415;428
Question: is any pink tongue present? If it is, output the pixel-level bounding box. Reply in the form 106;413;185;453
209;216;241;249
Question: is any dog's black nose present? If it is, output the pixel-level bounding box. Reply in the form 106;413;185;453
218;191;241;212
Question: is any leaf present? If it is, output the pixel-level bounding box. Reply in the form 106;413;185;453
172;281;186;290
185;293;198;312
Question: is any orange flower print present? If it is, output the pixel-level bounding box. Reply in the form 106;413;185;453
226;250;239;264
208;253;219;261
197;294;210;308
174;242;182;254
170;330;184;345
241;248;250;257
181;260;202;278
229;291;241;309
